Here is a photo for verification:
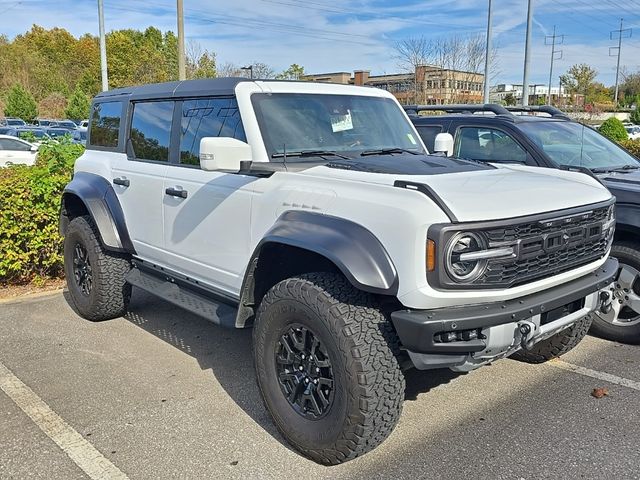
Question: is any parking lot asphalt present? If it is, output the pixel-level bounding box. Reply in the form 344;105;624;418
0;289;638;480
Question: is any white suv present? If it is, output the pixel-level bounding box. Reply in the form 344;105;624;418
60;79;617;464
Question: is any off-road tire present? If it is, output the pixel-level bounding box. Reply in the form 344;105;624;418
590;242;640;344
252;273;405;465
63;215;131;321
511;315;592;364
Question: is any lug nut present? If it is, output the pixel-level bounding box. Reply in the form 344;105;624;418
299;366;304;371
304;378;309;383
313;379;318;384
316;367;320;373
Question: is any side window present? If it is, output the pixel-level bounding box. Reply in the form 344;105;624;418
0;138;30;151
415;125;442;152
179;97;246;166
129;101;174;162
455;127;527;163
89;101;122;148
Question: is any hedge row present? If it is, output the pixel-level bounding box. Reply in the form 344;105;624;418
620;139;640;158
0;140;83;284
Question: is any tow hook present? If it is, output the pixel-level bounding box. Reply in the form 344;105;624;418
599;291;612;314
518;320;536;350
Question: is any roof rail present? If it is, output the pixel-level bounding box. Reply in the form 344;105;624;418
505;105;570;119
404;104;512;116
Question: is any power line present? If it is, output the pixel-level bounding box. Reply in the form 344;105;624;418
610;18;632;103
545;25;563;105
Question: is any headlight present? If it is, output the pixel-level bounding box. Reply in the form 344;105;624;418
444;232;488;282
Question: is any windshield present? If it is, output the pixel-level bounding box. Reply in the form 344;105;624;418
518;121;640;171
47;129;71;138
6;119;25;126
252;93;424;159
18;129;46;138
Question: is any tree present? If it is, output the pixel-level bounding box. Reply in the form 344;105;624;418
38;92;67;118
630;106;640;125
64;86;90;120
276;63;304;80
598;117;628;142
185;40;216;79
4;83;37;121
503;93;516;106
560;64;600;106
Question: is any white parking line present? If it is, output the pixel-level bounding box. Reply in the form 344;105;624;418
550;359;640;391
0;361;129;480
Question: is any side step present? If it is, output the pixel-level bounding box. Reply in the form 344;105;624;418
125;268;237;328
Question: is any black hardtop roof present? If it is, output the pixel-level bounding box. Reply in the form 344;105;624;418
405;104;572;124
93;77;253;102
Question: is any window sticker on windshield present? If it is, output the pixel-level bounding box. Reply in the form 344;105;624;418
407;133;417;145
330;111;353;132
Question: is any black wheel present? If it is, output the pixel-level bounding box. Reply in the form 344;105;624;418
590;242;640;344
252;273;405;465
510;316;592;364
63;215;131;321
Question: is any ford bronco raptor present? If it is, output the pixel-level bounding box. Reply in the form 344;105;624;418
407;104;639;344
60;80;616;464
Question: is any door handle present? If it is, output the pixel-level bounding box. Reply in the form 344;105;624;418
165;187;188;199
112;177;130;187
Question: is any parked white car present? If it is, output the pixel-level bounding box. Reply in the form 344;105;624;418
0;134;38;167
625;125;640;140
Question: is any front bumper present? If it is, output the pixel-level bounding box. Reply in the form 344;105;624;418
391;258;618;357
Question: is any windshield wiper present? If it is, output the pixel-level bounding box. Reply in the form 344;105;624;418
360;148;420;156
592;164;640;173
271;150;350;160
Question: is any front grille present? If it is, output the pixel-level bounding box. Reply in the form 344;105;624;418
428;200;615;290
478;205;611;287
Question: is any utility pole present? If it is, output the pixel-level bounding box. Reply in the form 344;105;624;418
545;26;563;105
97;0;108;91
610;18;632;104
522;0;533;106
177;0;186;80
483;0;493;103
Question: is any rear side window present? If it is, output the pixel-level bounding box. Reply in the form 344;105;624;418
415;125;442;152
179;97;246;165
129;101;174;162
89;101;122;148
455;127;527;163
0;138;30;151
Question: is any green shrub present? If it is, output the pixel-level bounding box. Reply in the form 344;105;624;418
64;86;90;120
620;139;640;158
631;108;640;125
0;139;83;284
598;117;628;142
4;83;38;122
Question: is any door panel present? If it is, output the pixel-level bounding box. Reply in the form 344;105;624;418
112;159;167;262
162;166;255;295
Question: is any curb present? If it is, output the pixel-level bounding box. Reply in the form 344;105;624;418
0;288;66;305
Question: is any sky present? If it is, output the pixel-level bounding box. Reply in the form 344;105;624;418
1;0;640;86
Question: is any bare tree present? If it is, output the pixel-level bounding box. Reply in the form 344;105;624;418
395;33;498;104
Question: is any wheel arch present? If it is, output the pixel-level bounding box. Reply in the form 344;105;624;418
60;172;135;254
614;203;640;245
235;211;399;328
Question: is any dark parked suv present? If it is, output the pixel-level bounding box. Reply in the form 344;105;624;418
408;104;640;344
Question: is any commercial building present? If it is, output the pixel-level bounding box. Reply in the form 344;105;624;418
490;83;569;105
301;66;484;105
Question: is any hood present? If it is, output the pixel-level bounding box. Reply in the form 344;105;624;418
298;157;612;222
599;170;640;205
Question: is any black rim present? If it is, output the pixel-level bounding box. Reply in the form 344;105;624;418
73;243;92;296
275;324;334;420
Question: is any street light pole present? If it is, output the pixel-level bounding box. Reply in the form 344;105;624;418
522;0;533;106
241;65;253;79
98;0;108;91
483;0;493;104
177;0;186;80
